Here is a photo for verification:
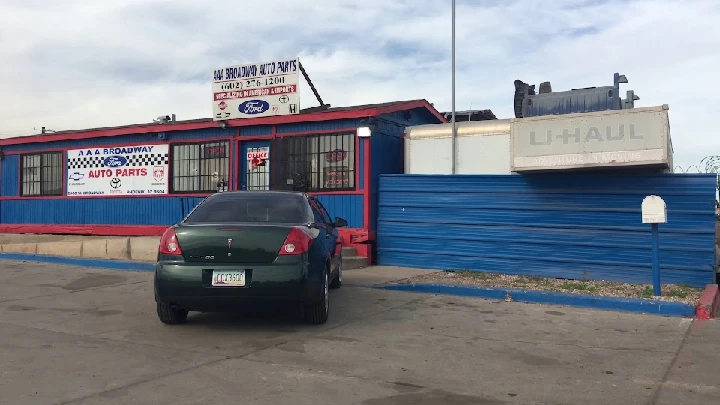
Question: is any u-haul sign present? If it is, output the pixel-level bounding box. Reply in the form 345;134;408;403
511;106;671;171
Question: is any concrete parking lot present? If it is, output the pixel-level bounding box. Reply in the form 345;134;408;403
0;260;719;405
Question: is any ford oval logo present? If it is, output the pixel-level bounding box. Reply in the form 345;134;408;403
239;100;270;115
104;155;128;168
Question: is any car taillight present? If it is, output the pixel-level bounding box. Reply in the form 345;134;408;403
278;228;313;255
159;227;183;255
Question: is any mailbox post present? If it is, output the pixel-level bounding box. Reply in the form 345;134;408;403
641;195;667;296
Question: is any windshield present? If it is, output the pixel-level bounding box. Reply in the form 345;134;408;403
184;195;307;224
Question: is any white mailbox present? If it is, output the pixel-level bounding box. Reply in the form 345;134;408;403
641;195;667;224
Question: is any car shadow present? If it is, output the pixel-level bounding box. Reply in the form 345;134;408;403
161;285;394;332
175;289;351;331
184;306;307;331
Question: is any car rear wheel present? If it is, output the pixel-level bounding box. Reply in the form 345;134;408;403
304;270;329;325
330;260;342;289
156;302;189;325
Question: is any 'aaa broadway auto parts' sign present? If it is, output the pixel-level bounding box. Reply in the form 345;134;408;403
66;144;169;196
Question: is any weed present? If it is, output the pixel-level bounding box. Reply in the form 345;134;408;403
561;282;590;291
639;287;654;299
665;289;688;299
449;270;492;280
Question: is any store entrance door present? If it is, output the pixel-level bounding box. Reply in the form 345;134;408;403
240;141;271;190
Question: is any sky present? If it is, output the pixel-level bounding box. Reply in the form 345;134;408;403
0;0;718;169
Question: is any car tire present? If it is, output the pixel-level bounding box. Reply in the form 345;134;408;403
330;259;342;289
304;270;329;325
156;302;188;325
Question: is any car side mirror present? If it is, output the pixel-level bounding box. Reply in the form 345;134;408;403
333;217;348;228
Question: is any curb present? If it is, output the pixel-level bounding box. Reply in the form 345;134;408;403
0;252;155;272
373;283;697;318
695;284;720;320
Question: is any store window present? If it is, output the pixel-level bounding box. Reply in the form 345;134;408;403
20;152;63;196
171;141;229;193
274;132;355;192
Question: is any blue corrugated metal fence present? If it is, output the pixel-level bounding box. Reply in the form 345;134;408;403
377;173;717;287
1;197;207;226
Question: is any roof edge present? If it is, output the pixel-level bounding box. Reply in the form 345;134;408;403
0;99;443;146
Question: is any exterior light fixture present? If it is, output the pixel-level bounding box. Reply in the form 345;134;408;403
357;126;372;138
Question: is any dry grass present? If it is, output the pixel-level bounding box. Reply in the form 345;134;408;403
397;270;703;305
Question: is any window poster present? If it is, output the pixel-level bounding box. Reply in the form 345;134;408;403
66;144;169;196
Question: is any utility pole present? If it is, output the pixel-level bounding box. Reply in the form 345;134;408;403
451;0;457;174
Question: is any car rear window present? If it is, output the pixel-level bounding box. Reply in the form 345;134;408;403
184;195;307;224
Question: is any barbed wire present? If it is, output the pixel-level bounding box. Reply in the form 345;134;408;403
674;165;703;173
675;156;720;174
673;156;720;210
700;156;720;174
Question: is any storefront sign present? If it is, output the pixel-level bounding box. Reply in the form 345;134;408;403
212;57;301;120
203;144;227;158
324;166;351;188
325;148;348;163
247;148;269;160
66;144;169;196
248;147;269;169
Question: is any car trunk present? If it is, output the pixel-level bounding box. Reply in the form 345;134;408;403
174;224;295;264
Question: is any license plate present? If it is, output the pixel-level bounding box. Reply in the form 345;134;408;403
211;270;246;287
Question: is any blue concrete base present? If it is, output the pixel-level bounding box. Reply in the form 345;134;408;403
0;252;155;272
374;283;696;318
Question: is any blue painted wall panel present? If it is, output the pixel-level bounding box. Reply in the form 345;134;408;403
370;133;403;230
314;194;363;228
1;155;19;197
240;126;272;136
1;197;206;226
358;140;365;191
377;173;717;287
0;194;361;228
276;119;358;133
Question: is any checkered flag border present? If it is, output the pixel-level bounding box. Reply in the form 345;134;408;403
67;154;169;170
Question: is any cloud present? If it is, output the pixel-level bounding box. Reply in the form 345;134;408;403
0;0;718;168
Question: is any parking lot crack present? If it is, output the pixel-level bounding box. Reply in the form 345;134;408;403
645;319;693;405
54;295;434;404
0;280;149;304
54;338;292;405
435;332;679;355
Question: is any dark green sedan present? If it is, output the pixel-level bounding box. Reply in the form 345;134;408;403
154;191;347;325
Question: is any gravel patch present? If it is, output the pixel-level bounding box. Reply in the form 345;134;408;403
395;270;703;306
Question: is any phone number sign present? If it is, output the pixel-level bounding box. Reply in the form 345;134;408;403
212;57;301;120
